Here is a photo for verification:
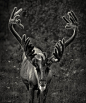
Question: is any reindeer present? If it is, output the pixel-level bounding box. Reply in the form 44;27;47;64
8;7;78;103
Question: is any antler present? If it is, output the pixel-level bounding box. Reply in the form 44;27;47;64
8;7;36;60
48;11;78;65
21;34;37;60
63;11;78;47
8;7;24;44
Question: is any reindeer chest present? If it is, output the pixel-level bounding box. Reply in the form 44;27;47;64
20;57;37;85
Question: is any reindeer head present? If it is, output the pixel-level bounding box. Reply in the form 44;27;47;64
31;51;51;92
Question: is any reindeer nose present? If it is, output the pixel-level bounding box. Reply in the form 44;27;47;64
39;80;46;87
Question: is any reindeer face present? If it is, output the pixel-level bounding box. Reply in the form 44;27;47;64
32;53;51;92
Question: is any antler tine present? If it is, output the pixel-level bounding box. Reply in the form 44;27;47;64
68;12;75;24
70;11;77;22
68;11;78;25
10;7;17;19
14;8;23;16
62;16;69;23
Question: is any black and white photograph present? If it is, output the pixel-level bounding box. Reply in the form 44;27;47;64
0;0;86;103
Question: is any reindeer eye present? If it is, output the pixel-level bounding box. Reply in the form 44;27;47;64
34;63;38;68
33;63;39;69
32;59;38;67
36;66;40;72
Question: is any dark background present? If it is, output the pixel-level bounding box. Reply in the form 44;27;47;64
0;0;86;103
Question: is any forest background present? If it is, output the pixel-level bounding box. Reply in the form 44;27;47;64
0;0;86;103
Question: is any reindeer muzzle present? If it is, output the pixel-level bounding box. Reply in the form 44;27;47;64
39;80;46;92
